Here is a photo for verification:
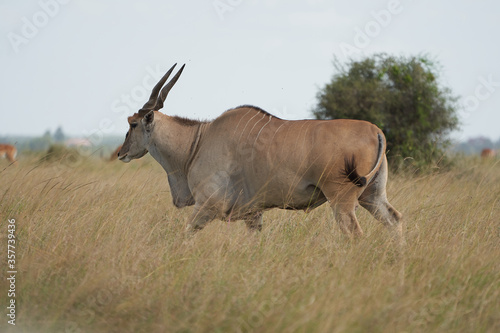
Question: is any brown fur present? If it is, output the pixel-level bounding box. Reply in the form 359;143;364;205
481;148;496;159
119;107;401;237
116;64;402;240
109;145;122;161
229;104;282;119
0;144;17;164
171;116;209;127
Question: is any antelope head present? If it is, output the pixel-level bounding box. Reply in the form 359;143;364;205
118;63;185;162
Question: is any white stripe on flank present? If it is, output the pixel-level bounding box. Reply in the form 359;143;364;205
247;113;267;141
233;108;254;135
238;112;261;143
253;115;273;149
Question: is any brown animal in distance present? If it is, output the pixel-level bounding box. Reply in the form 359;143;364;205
0;144;17;164
117;63;402;238
480;148;496;159
109;145;122;161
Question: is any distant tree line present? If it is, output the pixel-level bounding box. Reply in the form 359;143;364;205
2;126;66;152
0;125;124;155
454;137;500;155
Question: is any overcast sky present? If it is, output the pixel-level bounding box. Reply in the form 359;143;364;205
1;0;499;142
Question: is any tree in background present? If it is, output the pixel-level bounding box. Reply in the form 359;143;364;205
54;126;66;143
313;54;459;170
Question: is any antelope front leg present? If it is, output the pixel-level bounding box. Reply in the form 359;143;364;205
186;206;216;233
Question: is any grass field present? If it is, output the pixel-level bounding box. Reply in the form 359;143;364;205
1;154;499;333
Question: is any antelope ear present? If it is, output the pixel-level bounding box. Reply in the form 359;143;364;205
142;110;155;131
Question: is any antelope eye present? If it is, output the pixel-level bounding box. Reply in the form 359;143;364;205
131;123;138;129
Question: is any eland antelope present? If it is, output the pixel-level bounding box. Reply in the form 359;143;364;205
0;144;17;164
118;64;402;236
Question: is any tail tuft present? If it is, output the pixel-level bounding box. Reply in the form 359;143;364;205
342;156;366;187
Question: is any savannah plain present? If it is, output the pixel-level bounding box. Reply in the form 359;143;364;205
1;154;499;333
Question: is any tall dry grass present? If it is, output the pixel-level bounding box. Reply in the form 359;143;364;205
1;155;499;333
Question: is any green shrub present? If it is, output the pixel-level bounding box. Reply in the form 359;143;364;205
313;54;460;171
39;144;83;167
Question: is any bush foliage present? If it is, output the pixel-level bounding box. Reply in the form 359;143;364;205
313;54;459;170
39;144;82;166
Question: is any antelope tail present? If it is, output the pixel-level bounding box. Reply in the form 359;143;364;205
342;133;385;187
